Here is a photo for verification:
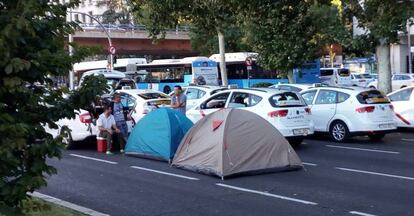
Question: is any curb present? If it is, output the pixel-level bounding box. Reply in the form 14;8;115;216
29;192;109;216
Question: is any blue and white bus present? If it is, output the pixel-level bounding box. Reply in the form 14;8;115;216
134;52;289;93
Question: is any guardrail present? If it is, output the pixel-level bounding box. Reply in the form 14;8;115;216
78;23;190;33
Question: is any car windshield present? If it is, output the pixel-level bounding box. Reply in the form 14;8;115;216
138;93;168;100
320;70;334;76
269;92;305;107
354;74;362;79
338;69;350;77
360;74;372;78
356;90;389;104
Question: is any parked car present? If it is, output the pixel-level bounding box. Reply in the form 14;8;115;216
48;71;136;148
170;85;227;110
186;88;314;145
269;84;313;92
368;73;414;91
44;109;95;149
300;87;396;142
269;83;329;92
320;68;352;86
387;86;414;128
79;69;129;92
114;89;171;131
350;73;375;87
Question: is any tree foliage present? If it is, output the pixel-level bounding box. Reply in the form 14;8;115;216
237;0;346;78
0;0;107;207
343;0;414;46
98;0;131;24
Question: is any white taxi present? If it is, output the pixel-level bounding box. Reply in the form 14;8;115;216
387;86;414;128
301;87;396;142
115;89;171;129
170;85;227;110
186;88;314;145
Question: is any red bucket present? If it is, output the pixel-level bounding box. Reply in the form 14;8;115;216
96;137;107;153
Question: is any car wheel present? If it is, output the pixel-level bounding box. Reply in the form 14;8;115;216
61;126;75;149
329;121;350;142
287;137;304;147
368;133;385;141
401;86;407;89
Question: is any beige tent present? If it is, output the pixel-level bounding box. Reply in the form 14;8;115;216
172;109;303;178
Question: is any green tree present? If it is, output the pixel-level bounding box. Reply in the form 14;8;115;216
130;0;241;85
0;0;107;208
238;0;347;82
98;0;131;24
189;23;251;56
342;0;414;93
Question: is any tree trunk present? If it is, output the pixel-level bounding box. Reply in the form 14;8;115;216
218;30;228;86
376;40;392;94
287;70;294;83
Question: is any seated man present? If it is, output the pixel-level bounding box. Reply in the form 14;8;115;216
97;104;121;155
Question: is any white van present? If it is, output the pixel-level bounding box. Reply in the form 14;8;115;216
320;68;352;87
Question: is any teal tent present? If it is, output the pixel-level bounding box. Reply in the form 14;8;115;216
125;108;193;161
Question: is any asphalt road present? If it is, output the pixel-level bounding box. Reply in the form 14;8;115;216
40;130;414;216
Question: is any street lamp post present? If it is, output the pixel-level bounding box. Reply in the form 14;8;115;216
408;19;412;74
67;11;114;89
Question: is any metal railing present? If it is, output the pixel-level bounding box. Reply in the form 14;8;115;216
77;23;190;33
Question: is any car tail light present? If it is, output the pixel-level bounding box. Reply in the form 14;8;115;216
79;113;92;123
305;108;311;114
268;109;289;118
355;106;375;113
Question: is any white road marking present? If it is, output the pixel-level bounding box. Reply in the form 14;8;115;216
216;183;318;205
401;138;414;142
336;167;414;181
326;145;400;154
302;162;317;166
302;142;308;145
130;166;199;180
69;154;118;164
349;210;377;216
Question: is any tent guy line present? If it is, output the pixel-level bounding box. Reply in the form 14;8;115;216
130;165;200;180
216;183;318;205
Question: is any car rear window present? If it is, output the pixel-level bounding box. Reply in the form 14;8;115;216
269;92;305;107
338;69;350;77
138;93;168;100
320;69;334;76
356;90;389;104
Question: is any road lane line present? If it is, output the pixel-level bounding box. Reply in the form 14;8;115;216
401;138;414;142
216;183;318;205
303;162;317;166
326;145;400;154
130;166;199;180
302;142;308;145
69;154;118;164
336;167;414;181
349;211;377;216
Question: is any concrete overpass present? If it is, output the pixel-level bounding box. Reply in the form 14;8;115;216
71;28;198;58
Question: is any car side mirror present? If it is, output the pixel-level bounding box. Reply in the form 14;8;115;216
200;103;206;109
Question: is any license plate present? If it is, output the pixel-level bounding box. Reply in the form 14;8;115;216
379;123;393;129
293;128;307;135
